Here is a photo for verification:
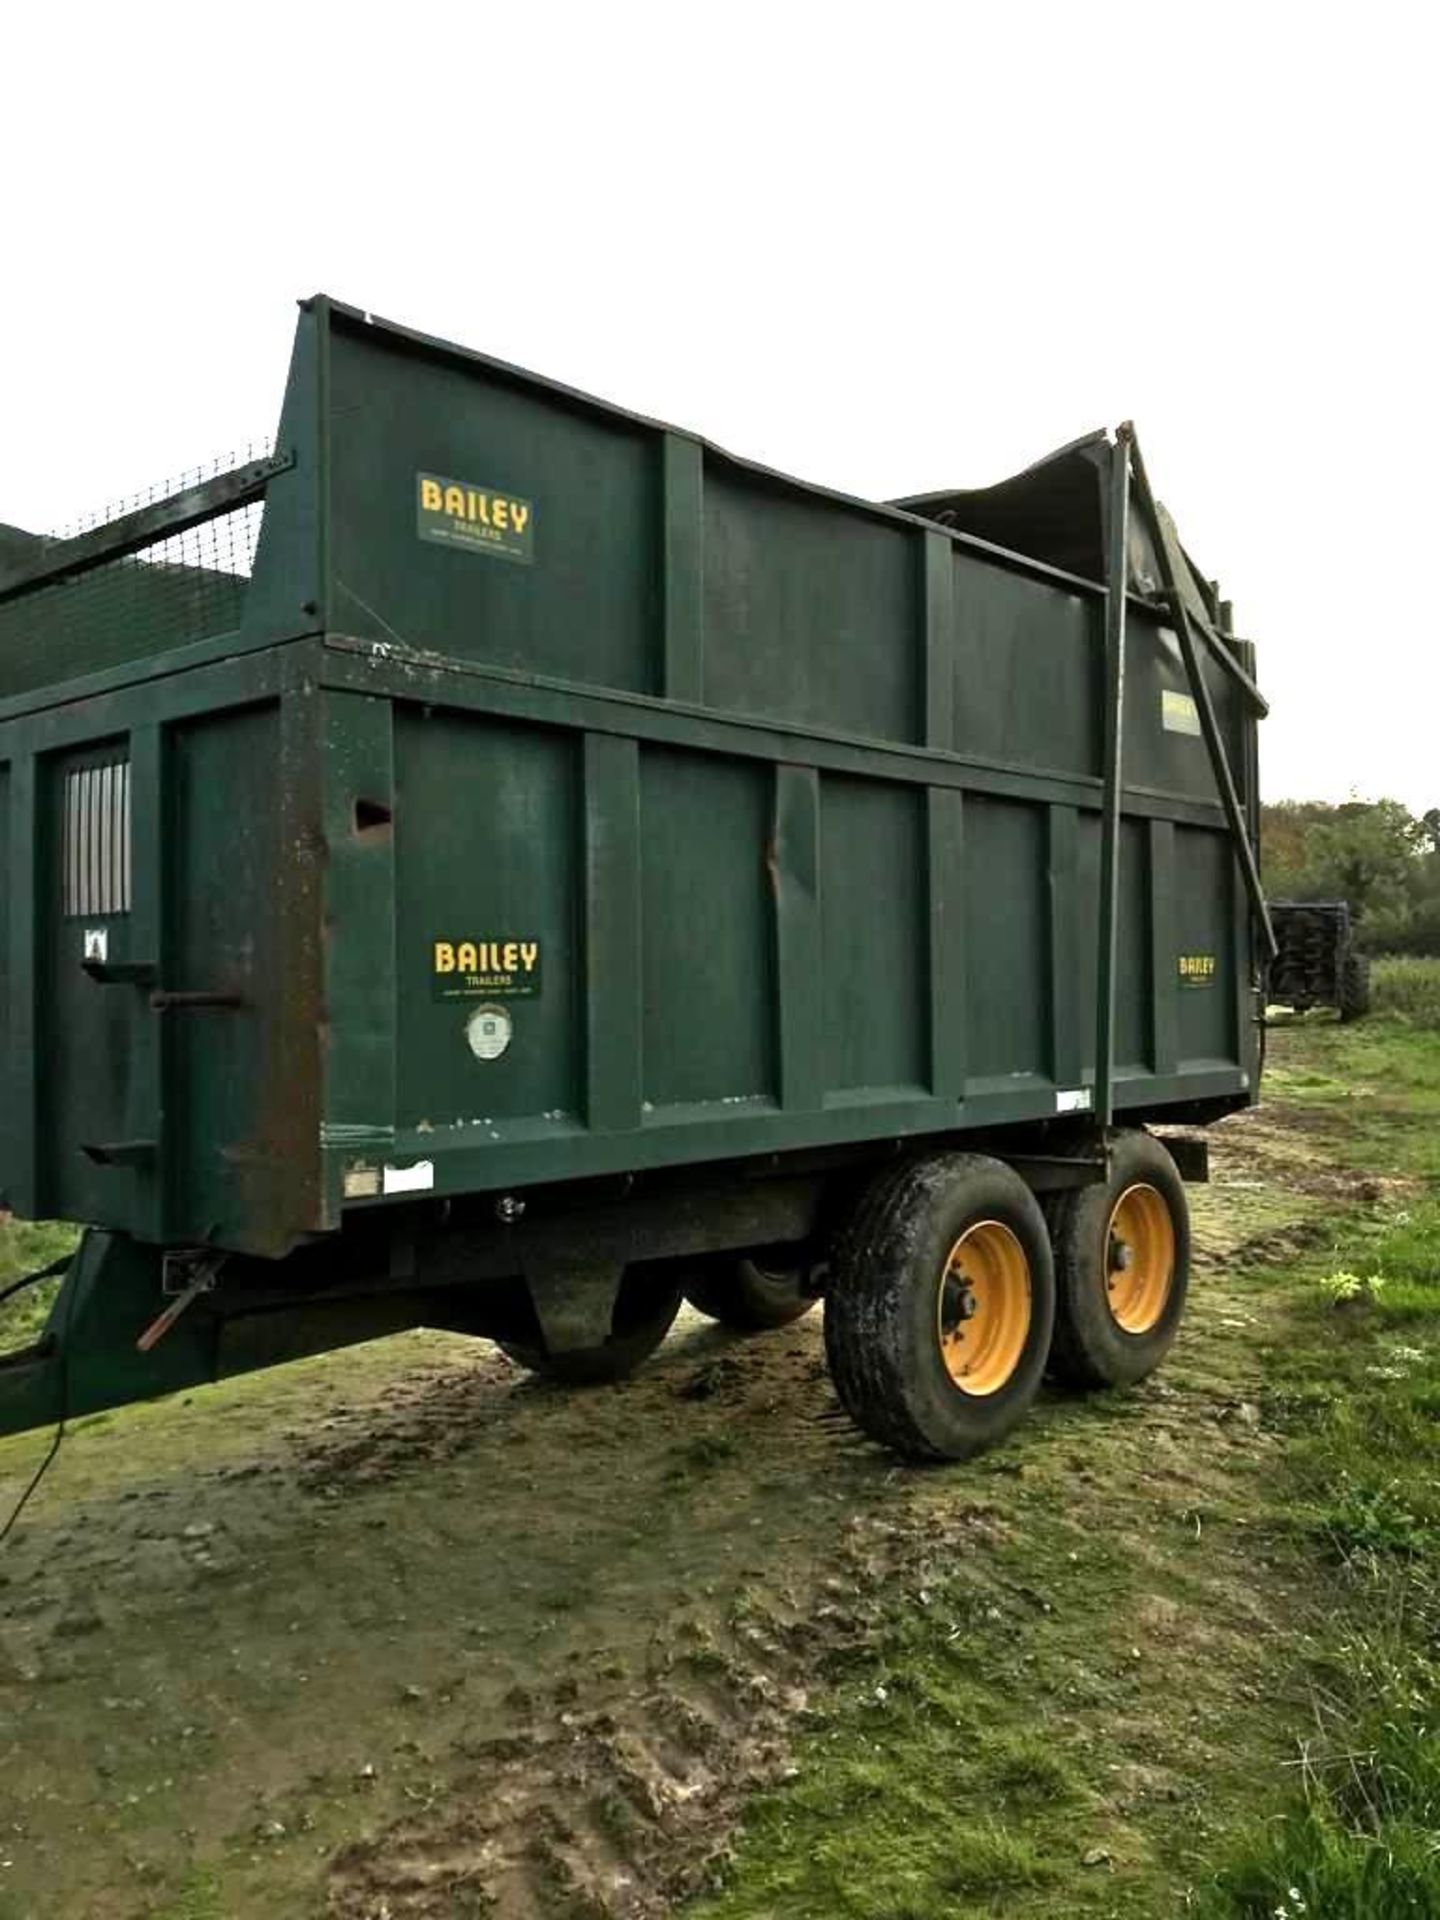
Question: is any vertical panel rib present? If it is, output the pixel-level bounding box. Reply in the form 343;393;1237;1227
1232;858;1249;1077
1047;804;1082;1087
661;433;705;704
101;763;114;913
1149;817;1178;1074
772;764;823;1112
926;786;966;1099
583;732;643;1132
7;756;39;1212
76;769;88;915
63;771;77;915
127;726;165;1235
121;760;133;910
923;532;955;751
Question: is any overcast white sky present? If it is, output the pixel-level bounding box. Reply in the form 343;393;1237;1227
3;3;1434;810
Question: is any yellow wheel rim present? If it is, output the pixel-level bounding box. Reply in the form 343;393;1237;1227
1105;1183;1175;1334
936;1220;1032;1397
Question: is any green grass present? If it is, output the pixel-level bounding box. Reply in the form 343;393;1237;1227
692;1012;1440;1920
1198;1651;1440;1917
0;1216;77;1354
1196;1095;1440;1912
149;1868;228;1920
1373;954;1440;1028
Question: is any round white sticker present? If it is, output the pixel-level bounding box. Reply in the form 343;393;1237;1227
466;1004;512;1062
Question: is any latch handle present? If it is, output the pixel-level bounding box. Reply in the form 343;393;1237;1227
81;959;158;986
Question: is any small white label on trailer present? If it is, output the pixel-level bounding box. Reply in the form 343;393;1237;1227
1055;1087;1093;1114
466;1004;513;1061
382;1159;436;1195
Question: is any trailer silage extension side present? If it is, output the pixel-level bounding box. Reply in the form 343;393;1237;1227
0;298;1269;1460
1267;901;1371;1021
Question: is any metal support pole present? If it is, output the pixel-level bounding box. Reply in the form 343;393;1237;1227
1095;425;1132;1130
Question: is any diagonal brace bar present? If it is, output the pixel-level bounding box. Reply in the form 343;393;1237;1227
1156;590;1270;718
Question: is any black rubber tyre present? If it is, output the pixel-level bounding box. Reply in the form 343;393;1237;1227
683;1257;819;1332
498;1270;682;1385
1339;950;1372;1023
824;1153;1055;1462
1043;1130;1189;1391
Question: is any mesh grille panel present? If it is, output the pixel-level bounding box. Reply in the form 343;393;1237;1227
63;759;132;918
0;445;269;702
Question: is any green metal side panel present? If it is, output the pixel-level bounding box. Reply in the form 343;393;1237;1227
1075;814;1150;1076
325;321;660;694
963;797;1049;1087
166;703;284;1244
639;749;775;1112
391;706;582;1133
1123;607;1246;806
702;475;922;743
1175;824;1239;1065
0;749;38;1217
0;650;329;1254
819;776;927;1098
315;663;1253;1214
952;560;1100;778
39;738;142;1229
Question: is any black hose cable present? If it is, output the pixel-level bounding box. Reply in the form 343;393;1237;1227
0;1252;78;1546
0;1253;73;1312
0;1421;66;1546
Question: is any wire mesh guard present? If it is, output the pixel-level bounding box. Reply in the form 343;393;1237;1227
0;445;270;701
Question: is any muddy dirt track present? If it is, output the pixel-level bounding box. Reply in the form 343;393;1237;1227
0;1085;1367;1919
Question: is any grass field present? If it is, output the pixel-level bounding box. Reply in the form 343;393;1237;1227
688;996;1440;1919
1374;952;1440;1027
0;1219;77;1354
1;973;1439;1917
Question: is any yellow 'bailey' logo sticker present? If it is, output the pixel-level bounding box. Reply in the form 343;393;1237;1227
433;938;542;1000
1177;952;1217;987
417;472;534;565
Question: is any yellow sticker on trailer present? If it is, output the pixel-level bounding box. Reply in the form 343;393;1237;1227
432;938;542;999
417;472;534;564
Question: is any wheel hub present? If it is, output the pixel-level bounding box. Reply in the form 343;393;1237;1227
942;1272;979;1322
1103;1184;1175;1334
936;1220;1032;1398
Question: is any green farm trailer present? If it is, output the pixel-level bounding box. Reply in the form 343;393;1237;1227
0;299;1272;1460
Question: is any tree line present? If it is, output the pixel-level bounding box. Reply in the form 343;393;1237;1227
1262;799;1440;954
